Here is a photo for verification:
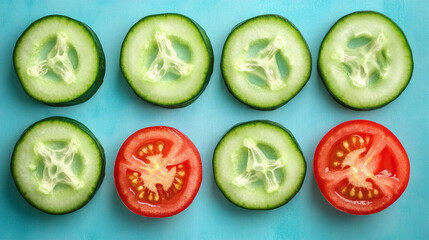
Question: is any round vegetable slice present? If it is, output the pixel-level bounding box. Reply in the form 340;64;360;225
314;120;410;215
120;13;214;108
221;15;312;110
11;117;105;214
114;126;202;217
213;120;306;209
318;11;413;110
13;15;105;106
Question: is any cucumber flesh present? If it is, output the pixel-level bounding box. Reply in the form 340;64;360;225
120;13;213;108
11;117;105;214
318;11;413;110
13;15;105;106
213;120;306;209
221;15;312;110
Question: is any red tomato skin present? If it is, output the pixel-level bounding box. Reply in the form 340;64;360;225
313;120;410;215
114;126;202;218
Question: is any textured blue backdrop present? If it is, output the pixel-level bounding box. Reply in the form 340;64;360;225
0;0;428;239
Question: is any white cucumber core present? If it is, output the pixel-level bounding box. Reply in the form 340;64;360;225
336;33;389;88
144;30;193;82
233;137;286;193
236;36;287;91
32;139;84;194
27;33;77;84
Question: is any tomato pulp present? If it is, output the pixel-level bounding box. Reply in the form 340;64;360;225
114;126;202;217
314;120;409;215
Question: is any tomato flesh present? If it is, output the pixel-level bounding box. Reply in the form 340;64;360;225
114;126;202;217
314;120;409;215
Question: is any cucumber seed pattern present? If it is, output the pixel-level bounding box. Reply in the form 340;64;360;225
233;137;286;193
32;139;83;194
27;33;76;84
237;36;286;90
337;34;389;87
144;31;193;82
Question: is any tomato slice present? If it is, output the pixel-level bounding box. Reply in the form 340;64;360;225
313;120;409;215
114;126;202;217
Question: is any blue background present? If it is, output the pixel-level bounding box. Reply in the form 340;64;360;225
0;0;428;239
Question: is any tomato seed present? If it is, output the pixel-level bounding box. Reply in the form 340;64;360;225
174;183;182;190
343;141;350;151
350;187;355;197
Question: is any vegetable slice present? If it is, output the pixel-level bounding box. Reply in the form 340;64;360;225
114;126;202;217
120;13;213;108
11;117;105;214
213;120;306;209
221;15;312;110
13;15;105;106
313;120;410;215
318;11;413;110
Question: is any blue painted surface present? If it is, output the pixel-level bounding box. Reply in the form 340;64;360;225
0;0;428;239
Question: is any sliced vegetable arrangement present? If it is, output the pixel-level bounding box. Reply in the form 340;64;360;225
9;11;416;219
313;120;409;215
13;15;105;106
221;15;312;110
114;126;202;217
120;13;213;108
318;11;413;110
11;117;105;214
213;121;306;209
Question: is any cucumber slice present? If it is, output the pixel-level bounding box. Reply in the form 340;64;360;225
318;11;413;110
13;15;105;106
11;117;105;214
221;15;312;110
120;14;214;108
213;120;306;209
